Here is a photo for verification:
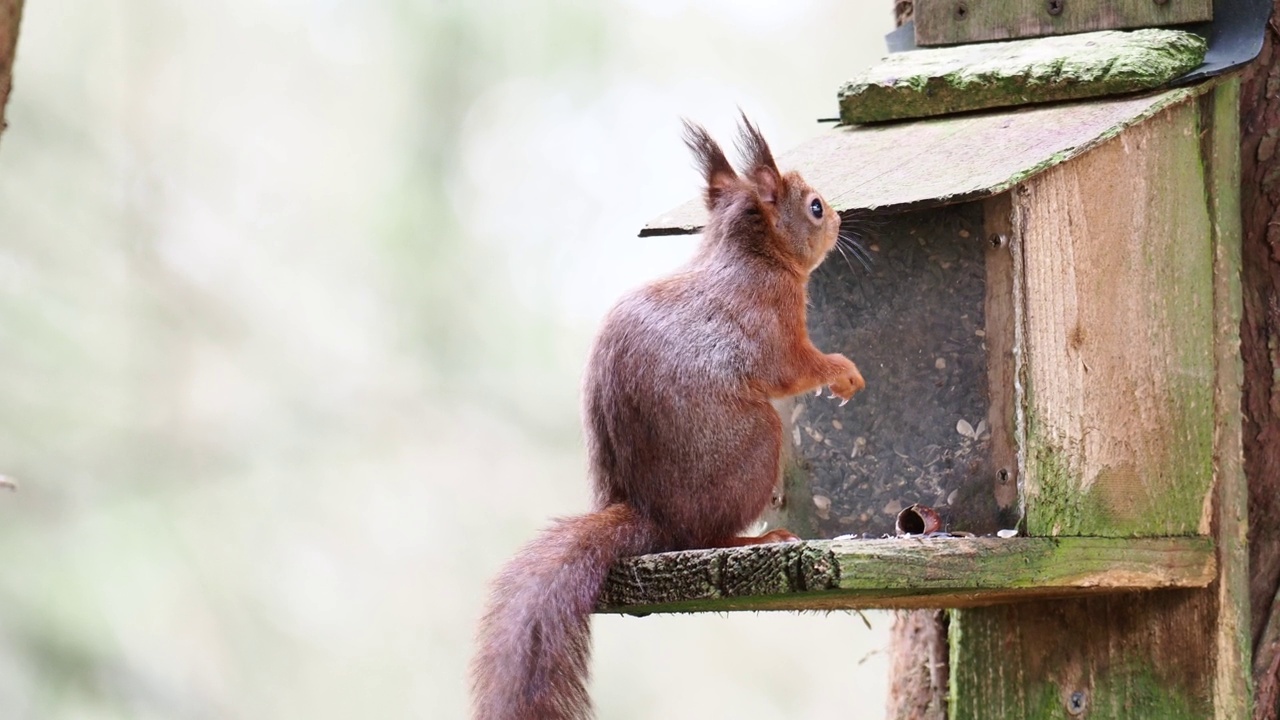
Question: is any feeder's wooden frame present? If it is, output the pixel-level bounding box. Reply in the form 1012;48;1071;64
617;78;1249;718
913;0;1213;47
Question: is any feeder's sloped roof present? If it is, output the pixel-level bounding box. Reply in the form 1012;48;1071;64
641;86;1200;237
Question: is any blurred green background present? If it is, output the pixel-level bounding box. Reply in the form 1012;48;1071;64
0;0;893;717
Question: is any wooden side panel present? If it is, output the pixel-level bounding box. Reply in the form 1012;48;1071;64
1019;96;1215;538
950;80;1249;720
951;593;1217;720
915;0;1213;47
1204;78;1251;720
983;195;1021;526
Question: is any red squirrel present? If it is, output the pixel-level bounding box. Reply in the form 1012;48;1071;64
470;115;865;720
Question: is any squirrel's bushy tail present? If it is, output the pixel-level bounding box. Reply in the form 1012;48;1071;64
470;503;656;720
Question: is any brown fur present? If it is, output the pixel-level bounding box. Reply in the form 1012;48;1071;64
470;115;864;719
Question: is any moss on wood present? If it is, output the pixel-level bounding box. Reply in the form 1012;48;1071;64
950;79;1250;720
839;29;1206;125
596;536;1214;615
951;595;1215;719
1018;96;1216;539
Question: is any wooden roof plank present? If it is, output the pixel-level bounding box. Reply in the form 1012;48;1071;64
640;86;1204;237
840;29;1206;124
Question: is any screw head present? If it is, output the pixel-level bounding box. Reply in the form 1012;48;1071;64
989;233;1006;248
955;2;968;19
1067;689;1088;715
1047;0;1065;15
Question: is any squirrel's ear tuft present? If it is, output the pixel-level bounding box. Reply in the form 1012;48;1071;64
682;119;738;210
735;112;782;204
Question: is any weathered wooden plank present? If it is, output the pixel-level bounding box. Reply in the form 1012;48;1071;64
642;87;1204;236
1203;77;1251;720
915;0;1213;47
950;593;1218;719
839;29;1206;124
949;79;1249;720
1018;93;1215;538
984;195;1022;525
595;536;1215;615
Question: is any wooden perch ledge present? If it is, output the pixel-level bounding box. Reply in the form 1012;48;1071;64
597;536;1216;615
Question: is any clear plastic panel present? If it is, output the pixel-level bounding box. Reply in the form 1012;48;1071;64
780;202;1005;538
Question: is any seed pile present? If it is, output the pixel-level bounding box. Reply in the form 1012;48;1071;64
788;204;1000;537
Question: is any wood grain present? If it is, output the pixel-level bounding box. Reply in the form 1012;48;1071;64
596;536;1215;615
887;609;948;720
949;79;1250;720
1018;93;1216;538
951;592;1218;719
914;0;1213;47
1204;78;1252;720
984;195;1022;522
642;87;1204;236
1236;14;1280;718
840;29;1205;124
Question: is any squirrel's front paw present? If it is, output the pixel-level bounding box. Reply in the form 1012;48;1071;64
758;528;802;544
825;354;865;405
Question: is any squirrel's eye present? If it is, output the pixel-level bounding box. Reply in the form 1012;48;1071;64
809;197;823;219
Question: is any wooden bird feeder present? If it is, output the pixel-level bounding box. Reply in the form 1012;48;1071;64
601;3;1258;715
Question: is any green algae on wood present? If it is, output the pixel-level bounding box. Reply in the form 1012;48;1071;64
950;596;1215;720
1015;93;1215;539
948;79;1250;719
1203;77;1252;718
595;536;1214;615
838;29;1206;125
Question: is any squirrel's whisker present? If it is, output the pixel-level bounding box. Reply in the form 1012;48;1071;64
837;233;873;272
832;241;858;275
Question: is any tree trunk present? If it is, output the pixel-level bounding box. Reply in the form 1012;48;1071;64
885;609;947;720
0;0;23;141
1239;7;1280;719
883;2;1280;718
